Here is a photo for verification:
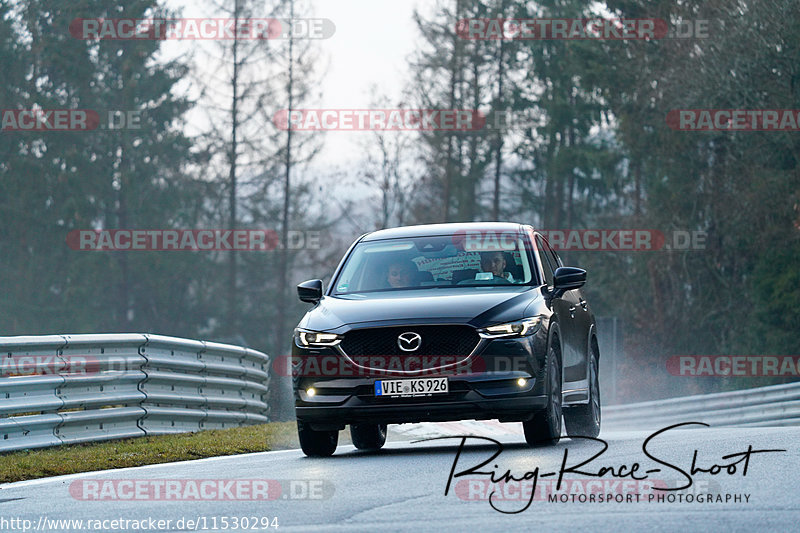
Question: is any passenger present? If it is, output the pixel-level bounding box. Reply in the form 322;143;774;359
479;251;514;283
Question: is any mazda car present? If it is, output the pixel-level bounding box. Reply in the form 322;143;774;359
292;222;600;456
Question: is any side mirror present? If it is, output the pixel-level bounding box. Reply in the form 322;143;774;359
297;279;323;304
551;267;586;299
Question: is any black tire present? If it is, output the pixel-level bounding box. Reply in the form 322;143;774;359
523;341;562;446
350;423;387;450
564;342;601;439
297;421;338;457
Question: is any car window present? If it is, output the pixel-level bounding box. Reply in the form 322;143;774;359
535;235;555;287
333;234;535;294
540;235;563;270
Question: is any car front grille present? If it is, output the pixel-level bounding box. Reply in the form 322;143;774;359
340;325;480;357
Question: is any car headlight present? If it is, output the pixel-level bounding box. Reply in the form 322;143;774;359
295;329;343;347
479;317;542;338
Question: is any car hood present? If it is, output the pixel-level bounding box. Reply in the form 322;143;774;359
297;286;544;332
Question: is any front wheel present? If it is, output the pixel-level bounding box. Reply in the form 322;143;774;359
350;423;387;451
297;421;338;457
564;343;601;438
523;342;562;446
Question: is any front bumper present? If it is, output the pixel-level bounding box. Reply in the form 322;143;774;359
297;391;548;430
292;330;549;430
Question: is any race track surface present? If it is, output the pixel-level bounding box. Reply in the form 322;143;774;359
2;424;798;532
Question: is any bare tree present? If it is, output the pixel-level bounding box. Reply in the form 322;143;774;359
190;0;321;348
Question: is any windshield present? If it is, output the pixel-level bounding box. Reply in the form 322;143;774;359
332;234;537;295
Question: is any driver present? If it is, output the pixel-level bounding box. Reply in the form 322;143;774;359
386;259;419;288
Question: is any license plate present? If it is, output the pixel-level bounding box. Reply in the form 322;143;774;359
374;377;448;397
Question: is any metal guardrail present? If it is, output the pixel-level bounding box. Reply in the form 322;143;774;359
604;382;800;429
0;334;270;453
4;333;793;452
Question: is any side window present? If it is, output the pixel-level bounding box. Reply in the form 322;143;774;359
535;235;555;287
540;236;563;270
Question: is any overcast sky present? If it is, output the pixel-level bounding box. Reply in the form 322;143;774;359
301;0;421;166
166;0;422;167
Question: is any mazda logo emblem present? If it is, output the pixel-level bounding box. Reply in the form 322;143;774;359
397;332;422;352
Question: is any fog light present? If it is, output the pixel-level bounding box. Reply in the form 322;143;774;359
517;378;527;387
306;387;316;397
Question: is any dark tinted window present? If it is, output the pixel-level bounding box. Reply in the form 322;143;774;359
535;235;555;286
333;234;535;294
540;235;563;270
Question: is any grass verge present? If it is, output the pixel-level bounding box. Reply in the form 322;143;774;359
0;422;305;483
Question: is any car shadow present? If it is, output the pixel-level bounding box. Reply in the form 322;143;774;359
306;435;600;459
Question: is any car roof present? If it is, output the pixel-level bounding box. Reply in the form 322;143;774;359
360;222;528;241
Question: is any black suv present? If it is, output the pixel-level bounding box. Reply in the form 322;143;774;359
292;222;600;456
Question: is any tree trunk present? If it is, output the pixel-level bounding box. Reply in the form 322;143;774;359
491;1;506;221
227;0;241;336
275;0;295;353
